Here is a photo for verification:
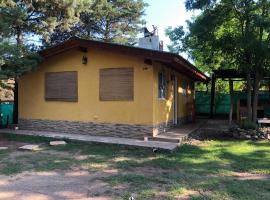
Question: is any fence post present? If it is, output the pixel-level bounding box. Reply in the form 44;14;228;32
210;74;216;118
229;79;234;126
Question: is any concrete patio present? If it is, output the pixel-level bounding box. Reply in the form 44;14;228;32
0;119;233;151
152;121;204;143
0;129;179;151
0;118;227;151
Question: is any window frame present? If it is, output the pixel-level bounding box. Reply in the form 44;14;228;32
158;72;167;100
45;71;78;102
99;67;134;101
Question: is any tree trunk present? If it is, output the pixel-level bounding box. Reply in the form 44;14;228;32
246;73;252;122
252;71;261;123
229;79;234;126
13;27;22;124
268;78;270;103
12;80;18;124
104;20;110;42
16;28;23;46
210;74;216;119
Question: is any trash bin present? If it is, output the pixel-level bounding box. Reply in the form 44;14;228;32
0;102;13;127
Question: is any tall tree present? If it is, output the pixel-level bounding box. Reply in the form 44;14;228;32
167;0;270;123
1;0;92;77
0;0;92;123
47;0;147;46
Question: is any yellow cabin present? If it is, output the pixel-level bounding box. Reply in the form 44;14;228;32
18;38;209;139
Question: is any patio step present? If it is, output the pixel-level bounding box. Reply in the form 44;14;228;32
149;137;181;143
150;134;189;144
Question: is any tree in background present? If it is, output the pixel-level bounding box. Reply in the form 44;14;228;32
0;0;92;123
0;0;91;76
47;0;147;46
166;0;270;123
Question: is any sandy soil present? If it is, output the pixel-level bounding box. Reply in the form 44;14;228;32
232;172;270;180
0;170;119;200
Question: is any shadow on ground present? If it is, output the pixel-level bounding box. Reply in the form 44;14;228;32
0;133;269;200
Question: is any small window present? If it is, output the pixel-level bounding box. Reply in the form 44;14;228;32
45;71;78;101
99;67;134;101
158;72;167;99
182;80;187;96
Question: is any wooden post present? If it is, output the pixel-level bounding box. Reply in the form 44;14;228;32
0;99;2;128
229;79;234;126
268;78;270;103
210;74;216;118
13;80;18;124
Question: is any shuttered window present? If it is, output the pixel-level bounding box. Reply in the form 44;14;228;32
45;71;78;101
99;67;134;101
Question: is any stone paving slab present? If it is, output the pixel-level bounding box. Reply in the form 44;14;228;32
0;129;178;151
19;144;40;151
50;141;67;146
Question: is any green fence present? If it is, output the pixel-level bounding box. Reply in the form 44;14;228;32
0;102;13;127
195;91;270;115
195;92;231;114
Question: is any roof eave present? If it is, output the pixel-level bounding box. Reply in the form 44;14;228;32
39;37;210;83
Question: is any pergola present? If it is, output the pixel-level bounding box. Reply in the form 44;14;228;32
210;69;270;122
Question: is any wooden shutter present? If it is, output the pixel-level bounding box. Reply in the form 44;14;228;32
100;67;134;101
45;71;78;101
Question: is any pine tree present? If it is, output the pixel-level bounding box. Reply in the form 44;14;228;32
47;0;147;46
0;0;92;77
0;0;92;123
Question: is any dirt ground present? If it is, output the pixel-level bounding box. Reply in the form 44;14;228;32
0;134;269;200
0;136;118;200
0;170;118;200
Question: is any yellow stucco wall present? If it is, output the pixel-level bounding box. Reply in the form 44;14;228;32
19;48;194;127
152;62;195;126
19;49;154;125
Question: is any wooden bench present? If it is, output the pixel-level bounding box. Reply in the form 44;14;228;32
258;118;270;127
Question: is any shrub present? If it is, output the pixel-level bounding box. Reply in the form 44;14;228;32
240;119;257;130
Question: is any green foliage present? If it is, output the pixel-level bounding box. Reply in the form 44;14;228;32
240;118;257;130
166;0;270;96
0;0;92;78
47;0;147;46
165;26;185;53
0;41;40;79
1;0;92;41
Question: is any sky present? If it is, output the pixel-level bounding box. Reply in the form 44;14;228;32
143;0;199;52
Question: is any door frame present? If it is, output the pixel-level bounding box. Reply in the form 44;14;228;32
173;75;178;125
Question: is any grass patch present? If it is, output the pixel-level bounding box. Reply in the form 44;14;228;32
3;133;53;143
0;133;269;199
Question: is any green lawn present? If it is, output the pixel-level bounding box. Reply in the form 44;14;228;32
0;133;269;199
